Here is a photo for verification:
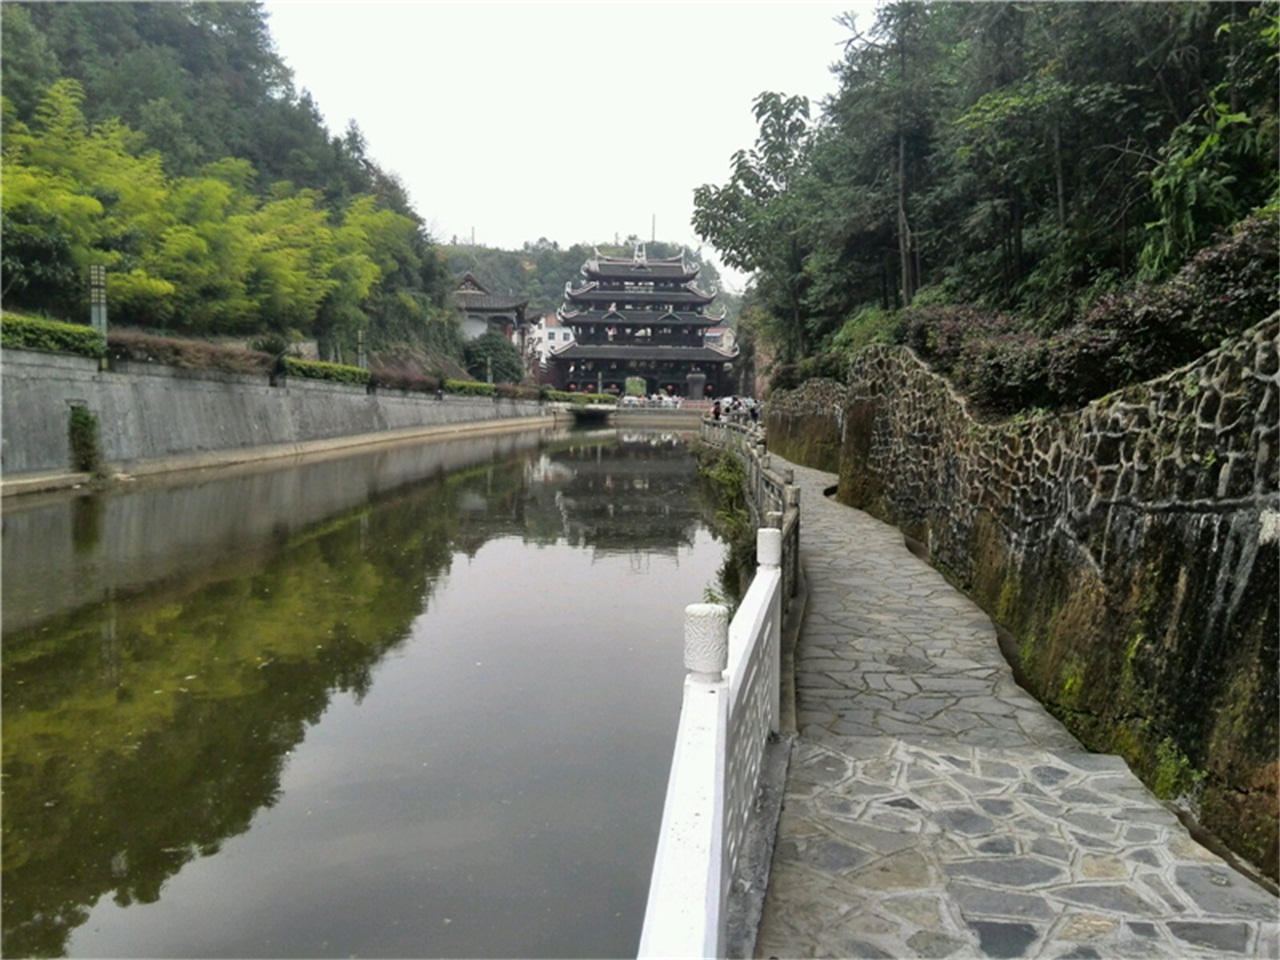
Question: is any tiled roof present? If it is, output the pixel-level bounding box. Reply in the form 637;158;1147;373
557;308;717;327
585;260;697;281
453;271;528;312
565;282;715;306
454;292;529;311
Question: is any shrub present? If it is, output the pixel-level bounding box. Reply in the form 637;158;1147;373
248;332;297;358
370;366;442;394
68;404;104;476
494;383;540;400
1046;207;1279;407
2;314;105;358
900;305;1024;373
443;379;496;397
108;329;273;375
830;305;903;356
280;356;371;386
952;332;1054;414
541;389;615;404
462;329;524;384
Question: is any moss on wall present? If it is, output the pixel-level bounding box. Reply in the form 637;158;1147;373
764;378;846;475
778;316;1280;881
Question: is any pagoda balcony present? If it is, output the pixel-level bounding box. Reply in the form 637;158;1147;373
558;309;721;328
566;290;715;309
574;332;706;348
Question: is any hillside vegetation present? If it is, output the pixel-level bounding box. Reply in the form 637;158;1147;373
696;1;1277;410
1;2;464;368
2;4;731;381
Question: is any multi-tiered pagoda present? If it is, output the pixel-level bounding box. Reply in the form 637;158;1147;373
547;246;735;398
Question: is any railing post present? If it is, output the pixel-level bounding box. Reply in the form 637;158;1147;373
757;528;783;736
685;603;729;681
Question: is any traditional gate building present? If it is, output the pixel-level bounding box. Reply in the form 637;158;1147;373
452;271;530;342
547;246;736;398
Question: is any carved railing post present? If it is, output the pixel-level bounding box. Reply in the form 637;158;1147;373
684;603;729;682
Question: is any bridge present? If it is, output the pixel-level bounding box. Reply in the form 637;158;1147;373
640;419;1277;958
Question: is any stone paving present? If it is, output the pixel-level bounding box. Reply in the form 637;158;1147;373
753;459;1278;960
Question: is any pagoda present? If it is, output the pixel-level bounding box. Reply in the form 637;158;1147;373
547;245;735;398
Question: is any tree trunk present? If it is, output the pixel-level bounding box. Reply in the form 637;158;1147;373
1053;120;1066;232
1012;192;1023;283
898;132;915;306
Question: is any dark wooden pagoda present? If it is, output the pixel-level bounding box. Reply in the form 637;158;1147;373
547;246;735;398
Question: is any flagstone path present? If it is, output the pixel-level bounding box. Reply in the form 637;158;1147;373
753;458;1278;960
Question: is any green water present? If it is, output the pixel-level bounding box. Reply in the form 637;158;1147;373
2;428;727;958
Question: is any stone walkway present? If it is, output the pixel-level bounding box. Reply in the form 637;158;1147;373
753;459;1278;959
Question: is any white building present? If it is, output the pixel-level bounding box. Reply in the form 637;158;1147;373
526;313;576;377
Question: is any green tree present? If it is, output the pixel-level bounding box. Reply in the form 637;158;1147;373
693;91;815;362
463;329;524;383
0;4;61;120
242;186;336;336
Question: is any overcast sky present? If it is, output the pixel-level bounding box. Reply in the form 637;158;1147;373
263;2;878;290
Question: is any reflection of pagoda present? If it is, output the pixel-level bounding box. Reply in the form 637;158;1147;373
548;245;736;398
551;434;704;556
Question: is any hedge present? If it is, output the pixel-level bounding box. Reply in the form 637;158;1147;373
281;356;371;386
1;314;106;359
443;379;496;397
543;390;616;405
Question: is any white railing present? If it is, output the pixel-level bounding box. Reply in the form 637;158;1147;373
700;419;802;611
638;528;784;959
639;421;802;959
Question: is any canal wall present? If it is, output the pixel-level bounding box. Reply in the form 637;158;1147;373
764;315;1279;880
1;348;552;482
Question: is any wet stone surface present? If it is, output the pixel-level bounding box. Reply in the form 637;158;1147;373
752;459;1279;959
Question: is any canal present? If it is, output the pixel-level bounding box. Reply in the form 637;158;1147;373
2;427;731;959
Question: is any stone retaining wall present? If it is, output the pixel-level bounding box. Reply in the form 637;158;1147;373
1;349;546;477
765;315;1279;879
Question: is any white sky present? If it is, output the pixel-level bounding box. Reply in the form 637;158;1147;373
262;2;878;291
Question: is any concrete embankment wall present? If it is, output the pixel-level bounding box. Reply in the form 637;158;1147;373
765;315;1279;880
2;349;552;481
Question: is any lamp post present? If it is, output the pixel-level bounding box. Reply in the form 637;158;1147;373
89;265;107;370
89;265;107;335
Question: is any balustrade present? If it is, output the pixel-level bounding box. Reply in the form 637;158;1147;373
638;420;800;959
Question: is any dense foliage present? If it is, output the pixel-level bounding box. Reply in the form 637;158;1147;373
1;2;455;365
462;329;524;384
695;1;1278;409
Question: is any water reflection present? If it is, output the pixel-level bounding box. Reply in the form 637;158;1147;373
2;429;725;958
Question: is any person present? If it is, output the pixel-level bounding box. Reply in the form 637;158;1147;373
712;400;722;421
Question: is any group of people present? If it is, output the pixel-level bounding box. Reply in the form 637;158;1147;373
711;395;759;424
